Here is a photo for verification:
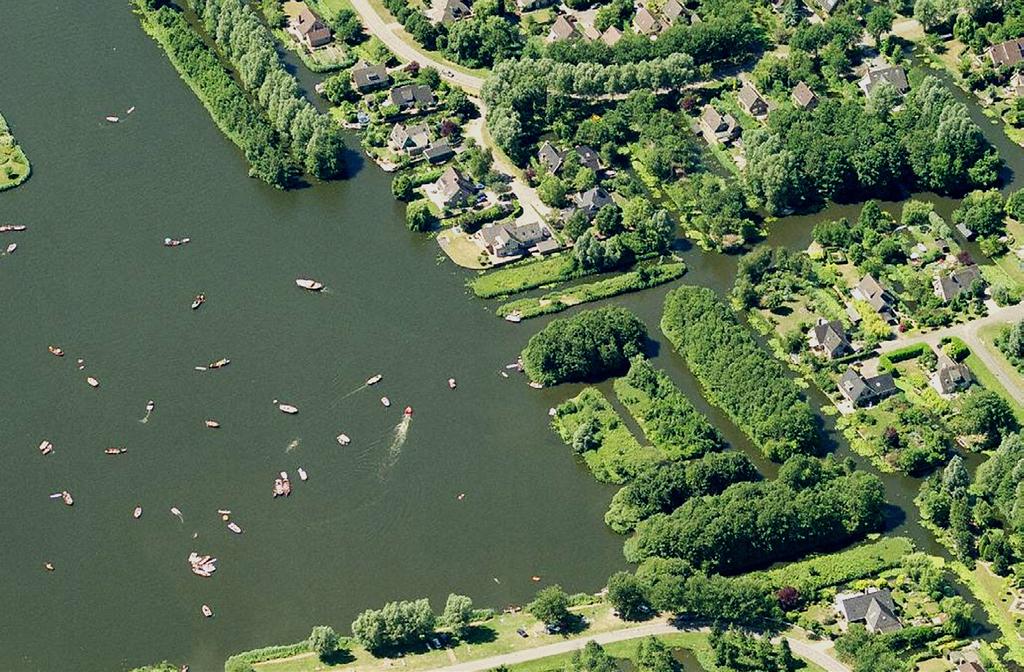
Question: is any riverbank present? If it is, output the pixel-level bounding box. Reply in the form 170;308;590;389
0;112;31;191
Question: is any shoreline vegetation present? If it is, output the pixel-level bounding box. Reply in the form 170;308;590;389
0;112;31;191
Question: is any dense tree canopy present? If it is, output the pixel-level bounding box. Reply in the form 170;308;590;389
351;599;435;652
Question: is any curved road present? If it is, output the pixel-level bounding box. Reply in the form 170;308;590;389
419;621;850;672
347;0;485;94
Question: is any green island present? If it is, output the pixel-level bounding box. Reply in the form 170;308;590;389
0;112;30;191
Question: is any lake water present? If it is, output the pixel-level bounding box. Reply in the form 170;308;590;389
1;3;1019;670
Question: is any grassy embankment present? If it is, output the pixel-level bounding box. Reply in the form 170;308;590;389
0;112;31;191
496;263;686;319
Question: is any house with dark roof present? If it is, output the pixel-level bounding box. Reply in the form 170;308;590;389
839;368;897;407
853;275;897;324
538;141;565;174
949;647;986;672
737;82;768;117
351;63;391;93
792;81;818;109
429;0;472;23
662;0;685;23
601;25;623;46
389;84;437;111
933;265;983;302
575;145;601;171
634;7;663;36
819;0;840;14
698;105;739;145
808;319;852;359
289;4;333;48
423;139;455;164
547;14;581;42
836;589;902;633
433;166;476;209
932;353;972;395
389;122;431;155
858;65;909;97
575;187;613;218
988;37;1024;67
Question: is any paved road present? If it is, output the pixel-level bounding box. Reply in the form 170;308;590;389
876;301;1024;402
418;622;850;672
348;0;485;94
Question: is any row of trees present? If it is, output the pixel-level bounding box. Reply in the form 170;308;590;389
604;450;760;533
350;594;476;652
521;307;648;386
190;0;347;179
661;286;819;460
745;77;1001;214
624;455;887;573
137;1;296;186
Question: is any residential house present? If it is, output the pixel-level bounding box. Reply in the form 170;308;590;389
792;81;818;109
808;319;852;359
601;25;623;46
819;0;841;14
433;166;477;209
547;15;581;42
575;145;601;172
988;37;1024;67
662;0;685;24
634;7;663;36
737;82;768;117
389;84;437;111
931;353;972;395
958;664;986;672
477;221;551;257
839;368;897;407
949;646;985;672
575;186;613;218
289;4;333;48
538;141;566;174
858;65;909;97
698;105;739;145
836;589;902;633
351;63;391;93
853;274;897;323
388;122;431;156
933;264;983;302
429;0;472;24
423;140;455;164
1009;71;1024;97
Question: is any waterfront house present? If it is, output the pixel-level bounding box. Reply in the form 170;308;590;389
477;221;551;257
838;368;897;407
289;4;333;49
548;15;581;42
853;274;897;323
931;353;972;395
389;84;437;111
423;140;455;164
434;166;476;209
949;646;985;672
836;589;902;633
601;25;623;46
792;81;818;109
352;63;390;93
858;65;909;97
698;105;739;145
576;145;601;171
574;186;613;218
389;122;431;156
988;37;1024;67
808;318;852;359
933;264;983;302
634;7;663;36
737;82;768;117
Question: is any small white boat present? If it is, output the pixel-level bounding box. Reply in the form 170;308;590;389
201;604;213;618
44;562;55;572
191;294;205;310
380;396;391;407
295;278;324;291
448;378;457;389
126;106;136;114
504;312;522;323
49;492;64;500
133;506;142;519
170;506;183;521
0;224;26;232
104;447;127;455
194;366;207;372
86;376;100;388
61;491;74;506
336;433;351;446
298;467;308;481
76;358;85;370
105;115;120;123
366;374;383;386
227;522;242;534
6;243;16;254
38;440;53;456
278;404;298;414
146;400;155;412
548;407;557;417
528;381;543;389
204;419;220;428
48;345;64;357
208;358;229;369
500;371;509;378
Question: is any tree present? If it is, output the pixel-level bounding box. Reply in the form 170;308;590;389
901;200;933;228
528;585;571;626
392;173;414;201
567;641;617;672
351;598;436;652
440;594;474;638
866;4;895;43
634;637;675;672
954;389;1018;449
1006;188;1024;221
332;8;365;44
607;572;650;621
406;200;438;231
538;173;569;207
309;625;340;660
953;189;1005;238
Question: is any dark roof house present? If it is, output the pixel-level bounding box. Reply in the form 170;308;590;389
808;319;852;359
792;81;818;109
933;265;983;302
389;84;437;110
634;7;663;35
737;82;768;117
538;141;565;174
988;37;1024;67
575;145;601;171
389;122;431;155
352;63;391;93
575;187;613;217
699;105;739;145
423;139;455;164
839;368;897;407
292;5;333;48
932;353;972;395
477;221;550;257
434;166;476;209
854;275;897;323
858;65;909;97
836;589;902;633
433;0;472;23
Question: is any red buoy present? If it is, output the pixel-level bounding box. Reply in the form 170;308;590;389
404;406;413;416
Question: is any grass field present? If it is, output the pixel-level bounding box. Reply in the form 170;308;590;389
469;255;575;298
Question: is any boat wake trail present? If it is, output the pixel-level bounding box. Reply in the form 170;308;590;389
335;383;368;404
379;415;411;479
285;438;300;453
139;410;152;424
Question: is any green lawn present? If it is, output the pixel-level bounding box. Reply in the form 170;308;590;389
469;255;575;298
968;323;1024;420
0;112;31;191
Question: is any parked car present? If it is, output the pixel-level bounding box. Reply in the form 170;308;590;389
517;628;528;638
